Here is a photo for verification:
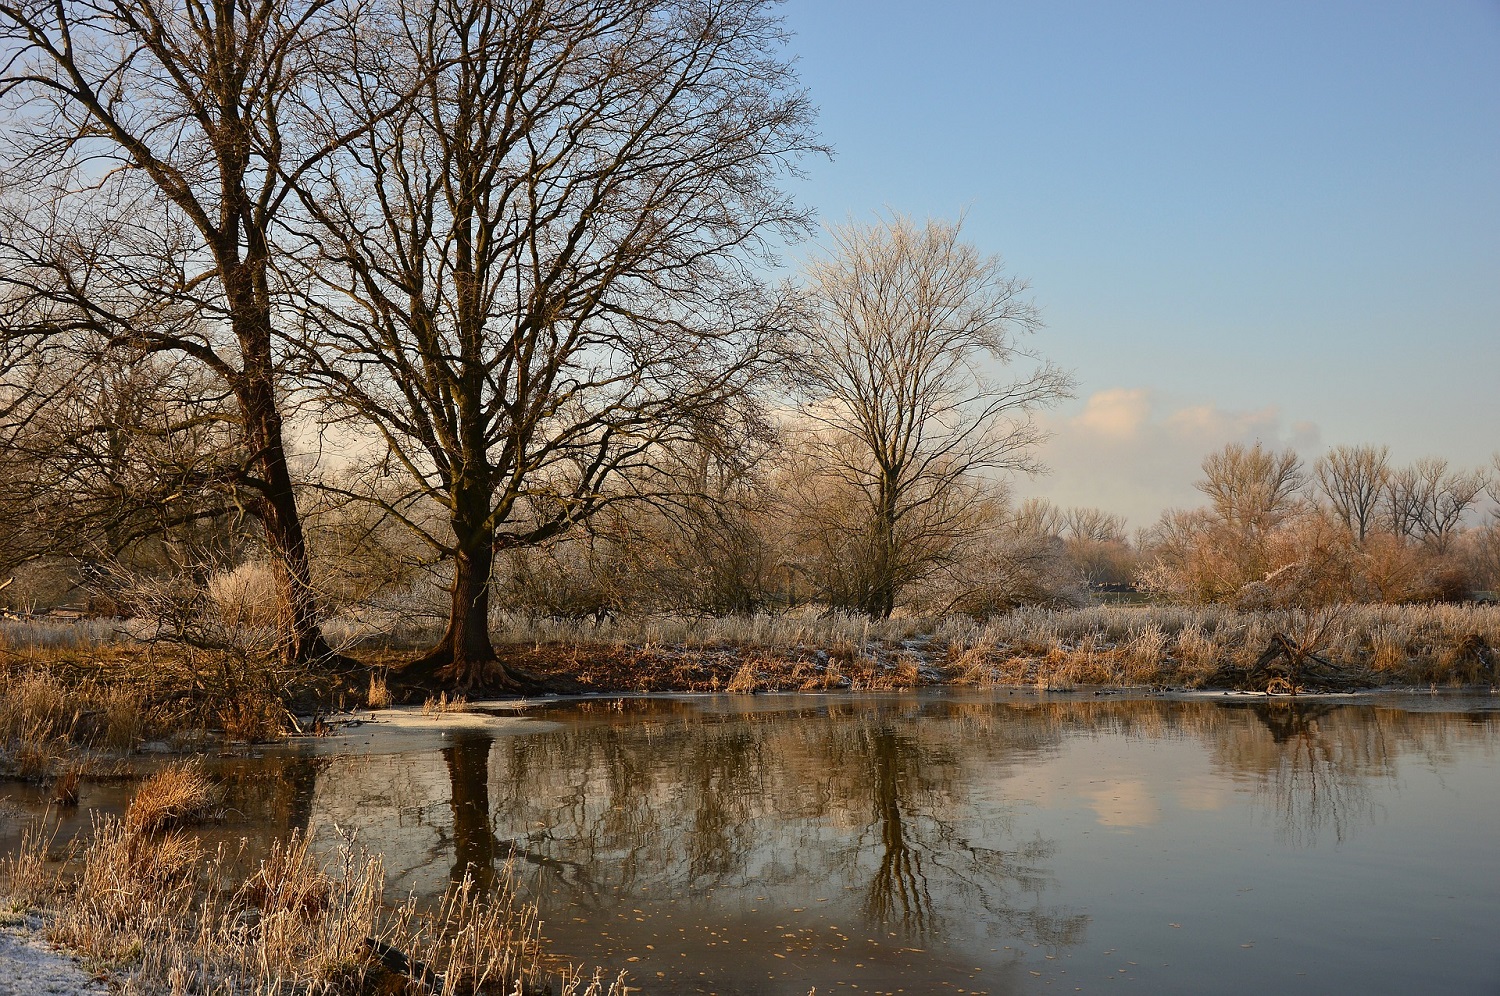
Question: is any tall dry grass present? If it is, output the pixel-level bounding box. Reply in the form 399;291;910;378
478;606;937;651
0;666;175;781
941;603;1500;688
4;774;627;995
0;616;123;651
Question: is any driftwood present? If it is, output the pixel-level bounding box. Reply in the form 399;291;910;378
1225;633;1378;694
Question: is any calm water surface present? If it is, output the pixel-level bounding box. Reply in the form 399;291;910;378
6;690;1500;994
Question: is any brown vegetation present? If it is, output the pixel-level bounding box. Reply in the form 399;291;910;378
2;807;624;995
123;761;220;836
940;603;1499;692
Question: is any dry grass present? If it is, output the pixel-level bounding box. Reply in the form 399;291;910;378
0;617;123;650
421;691;469;714
366;672;391;709
123;761;220;835
4;776;627;995
941;603;1500;689
1;817;61;910
0;655;203;783
0;641;326;753
485;606;937;652
725;658;760;693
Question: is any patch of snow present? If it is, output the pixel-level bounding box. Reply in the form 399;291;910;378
0;923;107;996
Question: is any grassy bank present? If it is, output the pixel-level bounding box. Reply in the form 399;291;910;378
434;603;1499;692
2;604;1495;742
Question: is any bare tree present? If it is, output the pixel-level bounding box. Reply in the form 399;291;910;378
1384;457;1488;553
1314;444;1388;542
291;0;820;686
1196;442;1306;535
794;215;1072;618
0;0;357;663
1489;453;1500;521
0;332;246;578
1058;506;1132;587
1009;497;1064;540
1060;506;1126;544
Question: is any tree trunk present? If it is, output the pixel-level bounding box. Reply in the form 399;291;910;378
432;540;499;688
254;417;337;666
410;531;553;693
866;494;899;619
232;296;338;669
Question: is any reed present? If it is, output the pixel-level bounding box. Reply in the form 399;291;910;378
8;804;624;995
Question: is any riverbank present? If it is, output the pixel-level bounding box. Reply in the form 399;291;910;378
396;601;1498;695
3;604;1495;777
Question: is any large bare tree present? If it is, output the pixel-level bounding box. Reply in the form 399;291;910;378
292;0;819;687
0;0;359;663
794;215;1072;618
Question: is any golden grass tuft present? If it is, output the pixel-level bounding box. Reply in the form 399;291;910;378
421;691;469;714
726;658;760;693
366;671;392;709
124;760;220;835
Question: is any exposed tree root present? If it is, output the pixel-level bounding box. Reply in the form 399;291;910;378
393;648;584;699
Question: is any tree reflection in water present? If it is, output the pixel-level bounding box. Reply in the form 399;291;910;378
444;733;498;893
468;697;1090;952
255;693;1498;988
1208;699;1480;848
863;725;932;933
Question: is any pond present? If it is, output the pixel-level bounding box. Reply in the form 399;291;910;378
5;690;1500;994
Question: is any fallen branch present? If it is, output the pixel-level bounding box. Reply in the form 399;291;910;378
1226;633;1378;694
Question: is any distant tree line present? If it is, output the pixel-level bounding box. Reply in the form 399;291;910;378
1136;443;1500;607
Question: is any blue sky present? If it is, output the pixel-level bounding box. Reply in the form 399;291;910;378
778;0;1500;523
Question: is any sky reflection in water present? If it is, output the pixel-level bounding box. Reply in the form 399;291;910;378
14;692;1498;994
288;693;1500;994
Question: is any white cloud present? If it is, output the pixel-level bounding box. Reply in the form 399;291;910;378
1071;387;1152;438
1020;387;1321;528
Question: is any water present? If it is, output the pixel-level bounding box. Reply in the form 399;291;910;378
5;690;1500;993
